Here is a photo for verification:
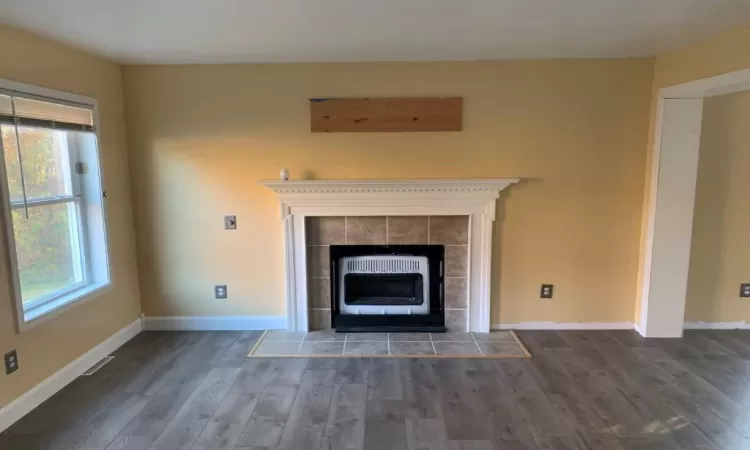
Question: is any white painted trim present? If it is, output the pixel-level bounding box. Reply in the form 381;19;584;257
0;318;142;434
639;98;703;338
144;316;287;331
683;321;750;330
261;178;520;332
638;68;750;339
492;322;634;330
660;68;750;99
634;322;646;337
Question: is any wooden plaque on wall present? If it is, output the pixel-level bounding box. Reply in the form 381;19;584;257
310;97;462;132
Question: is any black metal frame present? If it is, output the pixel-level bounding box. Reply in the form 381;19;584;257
329;245;446;333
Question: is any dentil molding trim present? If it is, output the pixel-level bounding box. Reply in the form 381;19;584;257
261;178;520;332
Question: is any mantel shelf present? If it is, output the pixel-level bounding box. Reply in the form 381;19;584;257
260;178;520;194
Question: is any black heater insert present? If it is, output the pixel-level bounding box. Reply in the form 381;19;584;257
330;245;445;333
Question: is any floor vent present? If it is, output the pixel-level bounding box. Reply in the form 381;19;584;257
82;356;115;376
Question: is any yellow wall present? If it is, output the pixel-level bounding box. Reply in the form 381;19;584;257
0;26;141;407
122;60;654;325
635;24;750;326
686;91;750;323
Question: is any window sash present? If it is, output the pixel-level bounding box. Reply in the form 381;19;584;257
6;176;90;310
10;194;79;209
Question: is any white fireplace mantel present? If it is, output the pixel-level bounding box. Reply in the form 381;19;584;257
261;178;520;332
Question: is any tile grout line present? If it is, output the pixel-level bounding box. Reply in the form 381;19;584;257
387;333;391;356
343;332;348;355
427;216;431;245
344;216;348;244
294;332;307;356
385;216;389;245
429;333;438;356
471;332;484;356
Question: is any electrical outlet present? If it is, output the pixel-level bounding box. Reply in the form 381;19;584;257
540;284;554;299
224;216;237;230
215;285;228;299
741;283;750;298
4;350;18;375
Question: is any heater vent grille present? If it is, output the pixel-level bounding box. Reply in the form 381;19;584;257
346;258;421;273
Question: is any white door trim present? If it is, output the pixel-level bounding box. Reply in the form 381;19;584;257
638;68;750;337
261;179;519;332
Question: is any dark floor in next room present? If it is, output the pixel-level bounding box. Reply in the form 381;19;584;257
1;330;749;449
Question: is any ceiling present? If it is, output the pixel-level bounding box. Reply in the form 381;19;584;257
0;0;749;65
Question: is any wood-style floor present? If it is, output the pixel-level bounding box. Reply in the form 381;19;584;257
1;330;750;449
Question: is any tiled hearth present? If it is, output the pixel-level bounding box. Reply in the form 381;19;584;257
248;330;530;358
306;215;469;331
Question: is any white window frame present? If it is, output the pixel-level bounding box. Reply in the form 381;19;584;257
0;79;111;332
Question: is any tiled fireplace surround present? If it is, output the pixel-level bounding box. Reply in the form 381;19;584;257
261;178;520;333
306;216;470;332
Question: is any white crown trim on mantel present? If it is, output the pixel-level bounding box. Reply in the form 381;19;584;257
261;178;520;333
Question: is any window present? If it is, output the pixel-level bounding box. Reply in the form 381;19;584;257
0;82;109;326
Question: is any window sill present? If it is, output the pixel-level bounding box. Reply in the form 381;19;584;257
21;282;111;330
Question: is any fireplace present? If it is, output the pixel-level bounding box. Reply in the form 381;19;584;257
260;178;520;332
330;245;446;332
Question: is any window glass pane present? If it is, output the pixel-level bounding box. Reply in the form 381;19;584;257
1;125;74;202
11;202;84;304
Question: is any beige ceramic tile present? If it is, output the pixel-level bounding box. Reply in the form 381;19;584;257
430;332;474;342
264;331;306;342
306;217;346;245
308;277;331;309
444;278;468;309
433;342;481;356
305;330;346;342
477;342;526;356
309;309;331;331
387;216;428;245
445;310;468;333
298;342;345;356
388;332;432;342
307;245;330;278
472;331;517;343
344;341;389;356
445;246;468;277
429;216;469;245
346;216;387;245
389;341;436;356
346;333;388;342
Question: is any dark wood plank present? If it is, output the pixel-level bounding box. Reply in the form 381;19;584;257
319;383;368;450
276;382;333;450
310;97;462;132
151;367;241;450
191;389;259;450
2;330;750;450
236;385;298;447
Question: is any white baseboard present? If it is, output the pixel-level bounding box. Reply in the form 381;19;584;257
144;315;287;331
683;321;750;330
492;321;634;331
633;322;646;337
0;318;142;434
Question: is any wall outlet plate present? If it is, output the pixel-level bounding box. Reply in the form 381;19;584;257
224;216;237;230
540;284;554;299
4;349;18;375
741;283;750;298
215;285;228;299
